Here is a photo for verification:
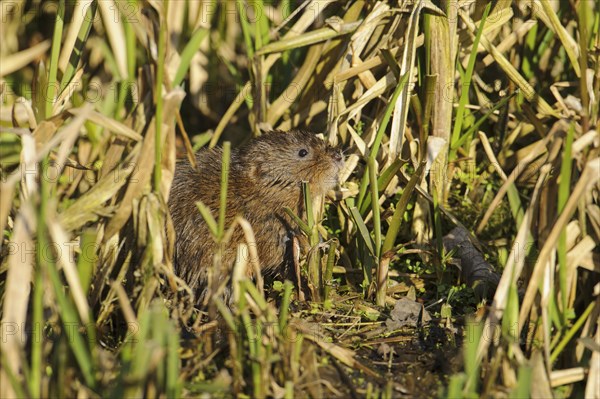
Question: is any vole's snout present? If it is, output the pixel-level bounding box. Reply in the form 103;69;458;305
329;147;344;164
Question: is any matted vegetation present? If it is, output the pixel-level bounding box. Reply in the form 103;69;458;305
1;0;599;397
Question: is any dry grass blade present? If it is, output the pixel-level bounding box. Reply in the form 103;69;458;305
550;367;587;388
586;328;600;397
518;157;600;330
427;0;453;143
389;0;422;162
59;158;136;231
257;20;362;55
58;1;92;72
210;82;251;147
98;0;128;78
476;128;558;234
102;133;151;240
297;321;381;380
263;0;337;69
0;203;35;398
266;44;323;127
565;236;596;301
341;72;395;118
0;41;51;77
1;1;597;397
52;104;92;175
67;109;143;141
482;20;537;67
18;129;41;197
0;181;15;239
535;0;580;76
158;89;186;198
235;217;263;294
335;45;402;82
343;2;390;70
103;89;183;239
458;9;557;117
476;164;551;363
48;219;91;323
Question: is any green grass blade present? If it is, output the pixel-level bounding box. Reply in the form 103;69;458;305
349;206;375;257
59;1;97;92
368;158;381;259
452;91;516;150
236;0;255;58
550;301;595;364
38;156;95;389
506;184;525;230
46;0;66;119
243;280;269;311
173;28;209;87
218;141;231;240
283;207;310;236
446;373;466;398
77;228;97;295
153;1;168;191
302;181;315;233
283;206;310;234
514;365;532;398
44;252;96;388
196;200;218;238
557;122;574;322
30;247;44;398
166;318;181;398
323;240;338;302
359;158;405;214
302;181;321;299
463;317;483;394
124;0;137;79
214;296;238;332
381;162;425;254
450;2;491;151
432;185;444;281
253;0;269;51
127;309;153;397
278;280;294;331
380;48;401;79
357;71;411;210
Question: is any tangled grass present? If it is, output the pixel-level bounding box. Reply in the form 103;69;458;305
1;0;599;397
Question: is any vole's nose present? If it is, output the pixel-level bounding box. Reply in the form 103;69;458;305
331;148;343;163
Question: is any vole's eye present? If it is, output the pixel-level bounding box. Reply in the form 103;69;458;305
298;149;309;158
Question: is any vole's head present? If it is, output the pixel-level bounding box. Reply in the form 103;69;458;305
239;130;344;198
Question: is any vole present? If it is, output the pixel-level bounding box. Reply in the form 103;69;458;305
168;130;344;305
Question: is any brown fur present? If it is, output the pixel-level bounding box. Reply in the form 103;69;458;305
168;130;343;305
